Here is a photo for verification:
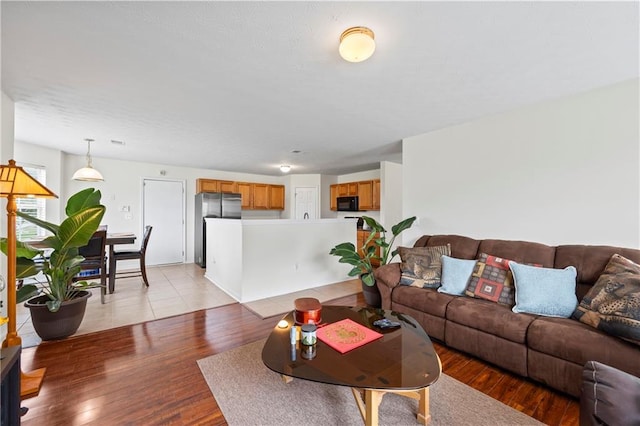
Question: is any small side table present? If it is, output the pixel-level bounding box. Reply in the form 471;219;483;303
1;345;21;425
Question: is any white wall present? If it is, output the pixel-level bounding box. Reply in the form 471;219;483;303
403;79;640;248
320;175;338;218
1;92;15;339
380;160;403;234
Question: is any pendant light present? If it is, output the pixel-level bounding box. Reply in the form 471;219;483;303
72;138;104;182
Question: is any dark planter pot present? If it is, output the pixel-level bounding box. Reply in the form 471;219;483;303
361;280;382;308
24;291;91;341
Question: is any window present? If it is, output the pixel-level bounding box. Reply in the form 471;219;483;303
16;164;47;240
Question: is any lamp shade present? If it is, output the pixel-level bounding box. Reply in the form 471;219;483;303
72;167;104;182
339;27;375;63
0;160;58;198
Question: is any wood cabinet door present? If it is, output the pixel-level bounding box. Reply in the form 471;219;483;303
236;182;253;209
269;185;285;210
337;184;349;197
330;185;338;211
196;179;218;193
218;180;237;193
347;182;358;196
358;181;373;210
252;184;270;209
372;179;380;210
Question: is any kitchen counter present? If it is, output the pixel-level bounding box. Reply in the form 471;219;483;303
204;218;356;302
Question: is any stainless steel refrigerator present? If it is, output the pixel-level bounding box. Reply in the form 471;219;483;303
194;192;241;267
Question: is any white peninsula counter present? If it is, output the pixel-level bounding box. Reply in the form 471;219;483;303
204;218;357;302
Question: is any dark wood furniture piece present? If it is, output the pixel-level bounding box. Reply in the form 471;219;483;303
1;345;21;426
72;229;107;304
262;306;441;425
105;233;136;293
108;226;152;293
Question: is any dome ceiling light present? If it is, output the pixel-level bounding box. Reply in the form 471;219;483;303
72;138;104;182
339;26;375;63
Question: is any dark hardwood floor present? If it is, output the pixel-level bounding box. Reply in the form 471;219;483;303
19;293;579;425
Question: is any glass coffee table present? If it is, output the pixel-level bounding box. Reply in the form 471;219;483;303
262;305;441;425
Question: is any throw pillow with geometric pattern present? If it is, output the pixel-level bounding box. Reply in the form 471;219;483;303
572;254;640;345
398;245;451;289
464;253;517;306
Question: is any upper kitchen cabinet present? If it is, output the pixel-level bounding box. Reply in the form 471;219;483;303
196;179;236;194
330;179;380;211
236;182;253;209
269;185;285;210
197;179;285;210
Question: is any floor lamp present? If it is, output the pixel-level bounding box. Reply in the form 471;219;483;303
0;159;58;398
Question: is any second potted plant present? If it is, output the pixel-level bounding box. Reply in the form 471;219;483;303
1;188;106;340
329;215;416;307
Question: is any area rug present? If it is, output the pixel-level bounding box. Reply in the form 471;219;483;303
197;340;543;426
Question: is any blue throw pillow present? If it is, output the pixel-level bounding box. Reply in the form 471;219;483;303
437;255;477;296
509;262;578;318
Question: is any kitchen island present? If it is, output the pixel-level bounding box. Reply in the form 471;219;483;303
204;218;356;302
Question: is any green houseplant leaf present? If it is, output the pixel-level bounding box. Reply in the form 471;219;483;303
1;188;106;312
329;215;416;286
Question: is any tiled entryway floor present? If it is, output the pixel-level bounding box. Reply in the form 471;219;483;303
16;263;361;347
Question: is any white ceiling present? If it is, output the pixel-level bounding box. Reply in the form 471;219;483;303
2;1;638;176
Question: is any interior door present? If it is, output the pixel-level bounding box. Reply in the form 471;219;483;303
295;187;318;220
142;179;185;265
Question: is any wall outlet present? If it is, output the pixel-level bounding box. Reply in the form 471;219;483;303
120;205;130;212
124;213;132;220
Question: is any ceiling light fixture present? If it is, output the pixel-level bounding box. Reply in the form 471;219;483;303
72;138;104;182
339;26;375;63
280;165;291;173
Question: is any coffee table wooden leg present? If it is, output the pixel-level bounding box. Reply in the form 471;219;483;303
416;387;430;425
281;374;293;384
365;389;383;426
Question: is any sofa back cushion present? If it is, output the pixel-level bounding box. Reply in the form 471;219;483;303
415;235;480;260
477;239;556;267
555;245;640;300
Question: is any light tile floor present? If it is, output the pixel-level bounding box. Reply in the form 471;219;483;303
16;264;361;347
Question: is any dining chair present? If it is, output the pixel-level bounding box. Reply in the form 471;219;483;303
110;226;153;290
72;229;108;304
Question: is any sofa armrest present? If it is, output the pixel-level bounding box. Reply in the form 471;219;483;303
374;263;401;310
580;360;640;426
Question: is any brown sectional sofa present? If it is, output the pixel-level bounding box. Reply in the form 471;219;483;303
374;234;640;397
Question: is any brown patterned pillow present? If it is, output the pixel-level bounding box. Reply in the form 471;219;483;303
464;253;517;306
572;254;640;345
398;245;451;288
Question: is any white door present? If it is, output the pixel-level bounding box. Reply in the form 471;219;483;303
142;179;185;265
295;187;318;220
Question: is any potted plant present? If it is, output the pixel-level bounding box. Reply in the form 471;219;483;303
1;188;106;340
329;216;416;307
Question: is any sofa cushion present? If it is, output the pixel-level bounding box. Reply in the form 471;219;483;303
438;255;477;296
464;253;517;306
417;235;481;260
398;245;451;288
392;286;456;318
528;317;640;377
573;254;640;345
445;296;537;343
478;239;556;267
510;262;578;318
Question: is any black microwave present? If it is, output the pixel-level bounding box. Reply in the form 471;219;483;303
337;196;359;211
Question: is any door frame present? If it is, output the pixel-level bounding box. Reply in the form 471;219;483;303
141;177;186;265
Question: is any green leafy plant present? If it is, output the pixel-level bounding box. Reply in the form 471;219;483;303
1;188;106;312
329;216;416;286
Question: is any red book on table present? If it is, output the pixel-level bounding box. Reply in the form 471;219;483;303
317;318;383;354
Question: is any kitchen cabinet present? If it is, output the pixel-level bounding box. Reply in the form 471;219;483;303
197;179;285;210
330;185;338;210
372;179;380;210
253;184;270;209
357;181;374;211
269;185;285;210
196;179;218;193
236;182;252;209
329;179;381;211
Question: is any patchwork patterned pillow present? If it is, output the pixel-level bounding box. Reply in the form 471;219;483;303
464;253;517;306
572;254;640;345
398;245;451;288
